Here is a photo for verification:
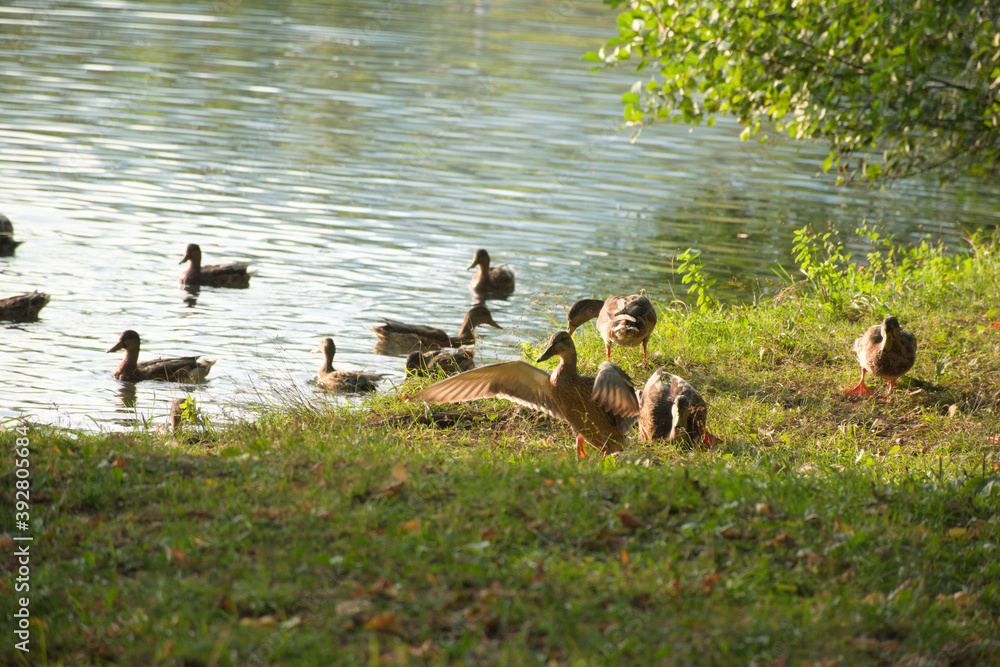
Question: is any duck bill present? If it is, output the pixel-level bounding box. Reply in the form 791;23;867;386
536;343;557;363
107;341;124;353
880;328;896;352
179;252;191;264
467;259;479;270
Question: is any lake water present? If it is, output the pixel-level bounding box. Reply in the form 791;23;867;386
2;0;999;430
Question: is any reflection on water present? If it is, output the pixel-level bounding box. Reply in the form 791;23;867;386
1;0;998;430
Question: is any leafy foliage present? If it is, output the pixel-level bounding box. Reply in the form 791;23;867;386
676;247;720;311
589;0;1000;183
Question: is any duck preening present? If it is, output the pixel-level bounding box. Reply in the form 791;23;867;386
567;293;657;366
409;330;639;457
108;330;216;382
637;368;718;445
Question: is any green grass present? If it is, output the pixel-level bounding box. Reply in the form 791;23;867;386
3;227;1000;665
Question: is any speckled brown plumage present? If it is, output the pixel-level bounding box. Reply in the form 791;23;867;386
108;330;215;382
567;293;658;365
312;337;381;393
638;368;715;444
467;248;515;295
406;345;476;377
847;316;917;399
369;304;501;353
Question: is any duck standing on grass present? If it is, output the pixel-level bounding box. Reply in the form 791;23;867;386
567;293;658;366
409;330;639;458
637;368;719;445
845;316;917;400
179;243;253;288
468;248;515;295
108;330;216;382
0;291;50;322
369;304;502;353
313;337;382;393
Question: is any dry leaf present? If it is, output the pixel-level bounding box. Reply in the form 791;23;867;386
617;511;645;531
700;573;722;594
390;465;408;483
165;546;187;564
620;550;630;566
364;612;401;633
532;559;544;583
309;462;324;474
947;527;967;538
335;599;372;617
833;515;854;536
400;519;422;532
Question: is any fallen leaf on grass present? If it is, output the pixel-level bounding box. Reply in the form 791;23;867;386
532;559;544;583
364;612;402;634
309;461;323;474
617;511;645;531
621;550;630;565
833;515;854;537
239;615;276;628
390;465;408;483
280;615;303;630
700;573;723;594
335;599;372;617
165;546;187;564
947;527;967;539
400;519;422;532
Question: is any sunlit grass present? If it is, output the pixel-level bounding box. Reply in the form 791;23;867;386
2;228;999;664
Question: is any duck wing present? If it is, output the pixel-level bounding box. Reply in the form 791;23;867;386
410;361;562;420
591;361;640;417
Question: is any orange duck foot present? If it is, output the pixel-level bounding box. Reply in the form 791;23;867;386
576;434;588;459
702;430;721;447
844;383;872;398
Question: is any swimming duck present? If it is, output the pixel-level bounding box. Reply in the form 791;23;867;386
409;330;640;457
179;243;252;288
0;291;50;322
637;368;718;445
108;330;216;382
567;293;658;365
468;248;515;295
845;316;917;400
312;337;382;393
406;345;476;377
369;304;501;353
0;213;22;256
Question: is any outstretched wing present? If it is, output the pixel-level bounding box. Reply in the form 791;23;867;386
591;361;640;417
410;361;563;421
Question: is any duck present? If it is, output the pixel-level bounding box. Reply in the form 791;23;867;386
107;330;216;382
567;293;658;365
312;337;382;393
409;330;640;457
468;248;515;295
0;291;50;322
0;213;23;256
179;243;252;288
637;368;718;445
845;316;917;400
369;304;501;353
406;345;476;377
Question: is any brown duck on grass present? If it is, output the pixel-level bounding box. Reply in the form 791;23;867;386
468;248;515;295
567;293;658;366
312;337;382;393
179;243;252;288
1;213;23;256
409;330;640;458
0;291;50;322
405;345;476;377
108;330;216;382
369;304;501;353
845;316;917;400
637;367;719;445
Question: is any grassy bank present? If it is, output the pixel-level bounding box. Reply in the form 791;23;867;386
3;227;1000;665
